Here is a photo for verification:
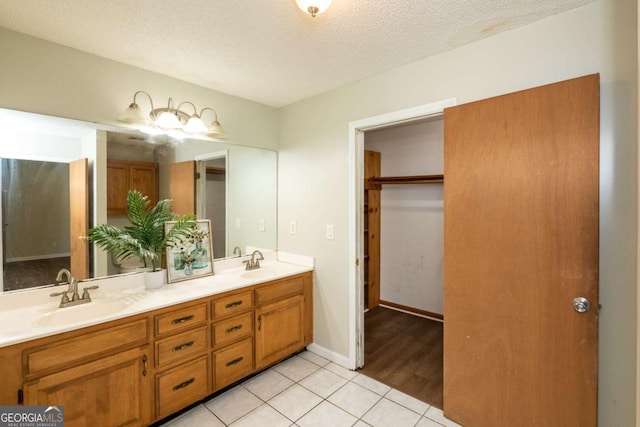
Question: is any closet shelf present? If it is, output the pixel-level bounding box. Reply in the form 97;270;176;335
368;174;444;186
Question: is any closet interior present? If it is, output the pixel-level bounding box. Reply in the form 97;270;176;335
360;116;445;408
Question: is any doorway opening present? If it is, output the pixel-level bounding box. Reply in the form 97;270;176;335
195;151;228;259
360;117;445;407
347;98;456;408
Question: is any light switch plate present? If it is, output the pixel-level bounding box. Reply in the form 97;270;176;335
289;220;297;235
326;224;335;240
259;219;265;232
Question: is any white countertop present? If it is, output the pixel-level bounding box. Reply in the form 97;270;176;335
0;251;313;348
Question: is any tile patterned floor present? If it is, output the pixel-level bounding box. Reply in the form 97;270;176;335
160;351;463;427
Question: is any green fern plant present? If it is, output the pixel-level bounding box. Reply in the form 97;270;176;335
88;190;196;271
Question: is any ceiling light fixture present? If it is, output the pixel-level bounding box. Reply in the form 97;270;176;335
295;0;331;17
118;91;226;139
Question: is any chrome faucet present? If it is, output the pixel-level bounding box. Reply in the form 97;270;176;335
50;268;99;308
233;246;242;257
244;250;264;271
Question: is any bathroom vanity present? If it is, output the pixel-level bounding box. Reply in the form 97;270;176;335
0;257;312;426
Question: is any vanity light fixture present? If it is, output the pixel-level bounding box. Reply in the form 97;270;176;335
118;91;226;139
295;0;331;17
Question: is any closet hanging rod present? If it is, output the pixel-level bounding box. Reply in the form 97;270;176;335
368;174;444;186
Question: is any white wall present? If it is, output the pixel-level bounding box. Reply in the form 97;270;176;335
365;119;444;315
278;1;637;425
0;27;279;151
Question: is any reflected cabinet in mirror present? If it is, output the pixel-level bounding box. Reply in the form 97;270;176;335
0;108;277;292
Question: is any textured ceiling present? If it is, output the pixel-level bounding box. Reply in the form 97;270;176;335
0;0;593;107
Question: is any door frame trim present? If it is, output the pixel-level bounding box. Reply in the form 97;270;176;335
347;98;456;369
194;150;229;257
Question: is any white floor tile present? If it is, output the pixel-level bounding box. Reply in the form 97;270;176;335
362;398;422;427
243;368;294;401
352;373;392;395
273;355;321;382
327;381;382;418
416;417;446;427
161;356;440;427
297;401;357;427
230;403;292;427
297;350;330;367
268;384;323;422
425;407;464;427
324;362;359;380
385;388;430;415
162;405;224;427
204;386;263;425
298;367;348;398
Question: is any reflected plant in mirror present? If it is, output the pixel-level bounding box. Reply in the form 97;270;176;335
88;190;196;272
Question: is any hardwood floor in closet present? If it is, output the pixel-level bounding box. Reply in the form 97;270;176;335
360;306;443;409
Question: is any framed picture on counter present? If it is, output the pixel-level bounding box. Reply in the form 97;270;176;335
165;219;214;283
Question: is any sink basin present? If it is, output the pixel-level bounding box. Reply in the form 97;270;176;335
33;298;131;328
241;268;276;280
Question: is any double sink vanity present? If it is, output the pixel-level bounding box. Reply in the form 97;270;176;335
0;252;313;426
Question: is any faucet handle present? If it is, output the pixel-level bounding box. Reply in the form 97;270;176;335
50;291;70;304
81;285;99;300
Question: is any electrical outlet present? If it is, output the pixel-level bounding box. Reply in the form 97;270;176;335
326;224;335;240
259;219;265;232
289;220;297;235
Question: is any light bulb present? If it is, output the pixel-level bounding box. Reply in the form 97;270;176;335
295;0;331;17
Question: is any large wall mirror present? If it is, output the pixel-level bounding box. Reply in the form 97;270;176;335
0;108;277;292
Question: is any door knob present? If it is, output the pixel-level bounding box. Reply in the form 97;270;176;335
573;297;592;313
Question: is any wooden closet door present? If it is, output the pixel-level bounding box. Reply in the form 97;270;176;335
169;161;196;215
443;75;599;426
69;158;89;280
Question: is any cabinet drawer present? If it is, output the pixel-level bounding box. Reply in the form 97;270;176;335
212;312;253;348
255;276;304;305
214;338;253;390
156;355;209;419
156;326;208;368
155;303;207;336
212;291;252;319
24;319;148;376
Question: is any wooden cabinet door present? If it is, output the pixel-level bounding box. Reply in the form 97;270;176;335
106;160;128;216
107;160;159;216
24;347;151;427
130;163;158;207
443;75;599;426
255;295;305;369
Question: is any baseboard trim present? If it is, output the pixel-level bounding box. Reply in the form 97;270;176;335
379;300;444;322
306;343;352;370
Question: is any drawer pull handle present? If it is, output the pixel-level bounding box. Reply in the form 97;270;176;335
225;325;243;334
226;356;244;367
142;355;148;377
225;300;243;309
172;341;195;352
173;378;195;391
171;314;195;324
